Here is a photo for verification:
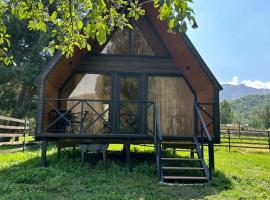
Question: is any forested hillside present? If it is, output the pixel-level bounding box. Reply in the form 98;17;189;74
220;94;270;129
231;94;270;117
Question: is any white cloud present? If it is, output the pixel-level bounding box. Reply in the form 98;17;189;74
223;76;270;89
227;76;239;85
241;80;270;89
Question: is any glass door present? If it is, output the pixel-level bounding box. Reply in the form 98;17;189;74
117;74;142;134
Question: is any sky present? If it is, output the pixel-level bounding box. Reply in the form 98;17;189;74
187;0;270;89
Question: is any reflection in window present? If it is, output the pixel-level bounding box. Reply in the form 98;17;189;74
148;77;194;136
101;24;154;56
101;29;129;55
131;25;154;56
69;74;111;100
65;74;112;135
119;77;139;134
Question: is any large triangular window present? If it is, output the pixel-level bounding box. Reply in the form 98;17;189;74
101;24;155;56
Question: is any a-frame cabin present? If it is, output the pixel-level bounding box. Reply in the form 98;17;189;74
36;4;222;183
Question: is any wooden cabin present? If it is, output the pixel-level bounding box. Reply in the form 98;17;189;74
36;4;222;183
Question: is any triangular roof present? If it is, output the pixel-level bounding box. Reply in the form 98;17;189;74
37;4;222;91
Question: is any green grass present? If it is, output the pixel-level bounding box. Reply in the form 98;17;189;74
0;145;269;200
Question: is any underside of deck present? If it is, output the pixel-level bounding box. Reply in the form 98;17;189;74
36;133;194;144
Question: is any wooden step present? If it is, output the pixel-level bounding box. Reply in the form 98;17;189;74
162;166;204;170
161;141;194;145
161;157;202;161
162;148;198;153
163;176;208;181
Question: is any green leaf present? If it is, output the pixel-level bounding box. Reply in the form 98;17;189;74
39;22;47;32
77;20;83;30
160;3;171;20
51;11;57;22
96;23;106;45
86;44;91;51
168;19;175;29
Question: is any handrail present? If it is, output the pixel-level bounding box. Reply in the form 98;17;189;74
45;98;155;104
194;103;214;180
194;104;212;142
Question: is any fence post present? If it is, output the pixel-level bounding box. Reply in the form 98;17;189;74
23;118;26;152
268;131;270;153
228;129;231;152
238;123;240;139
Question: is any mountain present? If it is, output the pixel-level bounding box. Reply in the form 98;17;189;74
220;84;270;101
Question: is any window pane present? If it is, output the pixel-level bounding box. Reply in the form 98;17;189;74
148;76;194;136
64;74;112;135
101;25;155;56
69;74;111;100
119;76;139;134
131;25;154;56
101;29;129;55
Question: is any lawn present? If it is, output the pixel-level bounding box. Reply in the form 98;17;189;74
0;145;269;200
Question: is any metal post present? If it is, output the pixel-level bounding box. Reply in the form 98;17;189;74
268;131;270;153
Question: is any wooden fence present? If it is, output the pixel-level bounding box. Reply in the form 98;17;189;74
0;116;33;153
216;129;270;152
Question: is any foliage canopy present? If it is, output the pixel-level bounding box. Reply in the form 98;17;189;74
0;0;198;65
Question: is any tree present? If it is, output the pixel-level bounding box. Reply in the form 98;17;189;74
246;103;270;129
220;100;235;124
261;103;270;129
0;0;198;65
248;109;263;129
0;14;50;118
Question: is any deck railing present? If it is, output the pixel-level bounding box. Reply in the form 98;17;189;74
43;98;156;135
194;103;214;180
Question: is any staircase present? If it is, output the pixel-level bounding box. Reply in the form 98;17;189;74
154;103;214;184
157;137;210;184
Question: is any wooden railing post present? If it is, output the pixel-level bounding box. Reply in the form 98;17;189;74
80;100;84;134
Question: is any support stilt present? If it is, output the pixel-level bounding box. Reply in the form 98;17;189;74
41;140;47;167
103;150;107;164
81;151;85;164
125;141;131;171
57;142;61;160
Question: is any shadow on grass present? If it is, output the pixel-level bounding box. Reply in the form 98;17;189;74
0;146;233;200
